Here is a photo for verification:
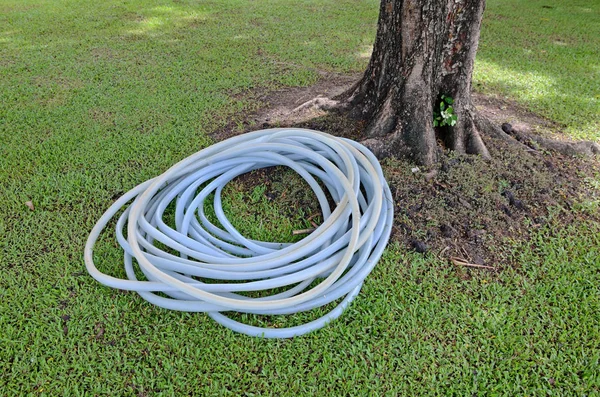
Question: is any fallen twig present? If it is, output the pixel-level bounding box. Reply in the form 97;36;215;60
450;256;496;270
307;213;321;222
438;246;450;258
293;228;316;236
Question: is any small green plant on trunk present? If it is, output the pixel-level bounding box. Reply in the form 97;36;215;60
433;95;457;127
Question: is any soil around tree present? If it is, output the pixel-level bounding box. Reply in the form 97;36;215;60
214;75;600;270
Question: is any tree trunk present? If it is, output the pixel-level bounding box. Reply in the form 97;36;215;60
343;0;490;165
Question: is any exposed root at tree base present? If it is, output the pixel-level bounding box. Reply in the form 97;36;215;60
290;96;341;115
501;122;600;156
473;112;600;157
282;95;600;161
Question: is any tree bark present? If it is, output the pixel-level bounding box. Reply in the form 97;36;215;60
342;0;489;165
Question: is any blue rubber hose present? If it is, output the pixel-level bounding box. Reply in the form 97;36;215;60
84;128;394;338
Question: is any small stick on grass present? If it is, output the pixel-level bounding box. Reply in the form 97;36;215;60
450;256;496;270
307;213;321;222
438;246;450;259
293;228;316;236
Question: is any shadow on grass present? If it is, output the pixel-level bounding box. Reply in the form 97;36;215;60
474;0;600;140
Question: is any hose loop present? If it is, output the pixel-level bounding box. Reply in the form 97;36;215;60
84;128;393;338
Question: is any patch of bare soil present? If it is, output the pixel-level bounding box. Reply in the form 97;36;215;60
215;76;600;269
256;73;359;126
210;73;359;142
472;92;561;138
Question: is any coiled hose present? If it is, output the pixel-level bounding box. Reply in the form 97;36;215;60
85;128;393;338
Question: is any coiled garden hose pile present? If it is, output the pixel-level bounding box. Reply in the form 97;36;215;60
85;128;393;338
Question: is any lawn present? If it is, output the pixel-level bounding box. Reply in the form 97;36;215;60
475;0;600;140
1;0;599;395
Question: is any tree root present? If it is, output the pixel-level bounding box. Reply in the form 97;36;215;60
464;109;491;160
474;113;600;157
279;95;599;162
359;132;403;160
472;112;536;152
290;96;342;115
501;123;600;157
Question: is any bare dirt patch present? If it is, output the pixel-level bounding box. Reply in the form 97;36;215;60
210;73;359;142
472;92;561;138
254;73;359;126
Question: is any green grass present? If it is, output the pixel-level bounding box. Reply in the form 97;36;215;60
475;0;600;140
3;211;599;394
1;0;599;394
